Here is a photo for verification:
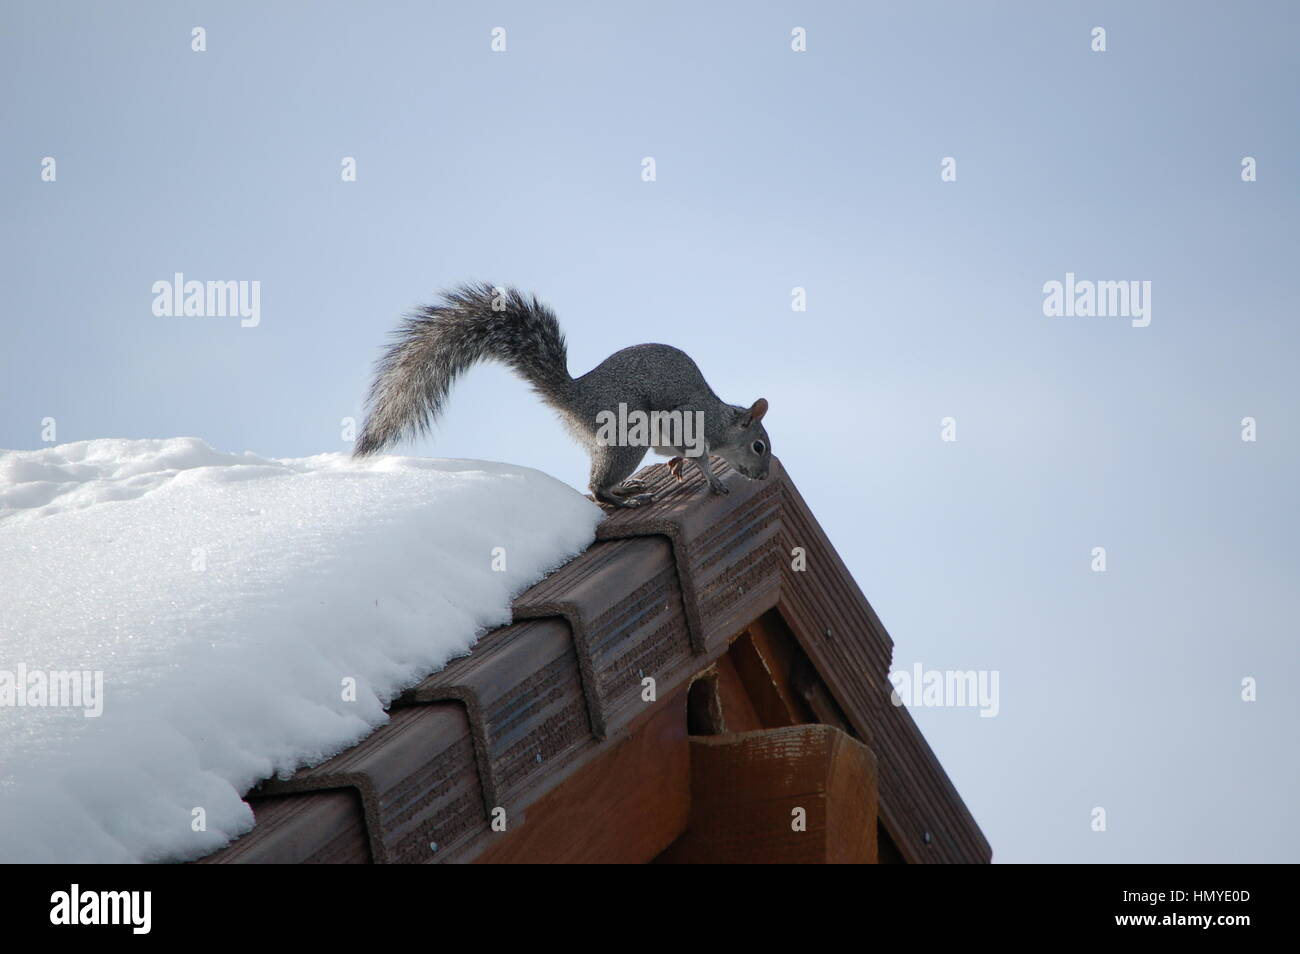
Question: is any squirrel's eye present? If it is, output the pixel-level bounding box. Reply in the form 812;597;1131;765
752;441;765;455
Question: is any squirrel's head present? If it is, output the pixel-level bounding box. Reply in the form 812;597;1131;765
715;398;771;480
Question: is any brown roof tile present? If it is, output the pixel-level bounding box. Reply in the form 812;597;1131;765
200;458;991;864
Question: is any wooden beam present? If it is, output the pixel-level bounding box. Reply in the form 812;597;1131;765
473;690;691;864
729;629;804;728
711;654;765;734
657;723;878;864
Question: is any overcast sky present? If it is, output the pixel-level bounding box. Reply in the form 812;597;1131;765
3;0;1297;862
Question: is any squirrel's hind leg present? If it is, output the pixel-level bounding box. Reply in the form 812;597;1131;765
595;487;654;508
590;445;653;508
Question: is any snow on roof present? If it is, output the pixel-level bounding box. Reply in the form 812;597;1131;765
0;438;602;862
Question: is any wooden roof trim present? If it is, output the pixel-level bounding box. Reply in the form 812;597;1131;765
201;457;990;864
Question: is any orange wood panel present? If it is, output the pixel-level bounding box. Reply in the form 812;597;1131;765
657;723;878;864
474;691;691;864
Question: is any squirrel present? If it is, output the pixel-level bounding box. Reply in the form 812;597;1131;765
353;282;772;508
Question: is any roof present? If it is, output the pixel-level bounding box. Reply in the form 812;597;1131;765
200;457;991;864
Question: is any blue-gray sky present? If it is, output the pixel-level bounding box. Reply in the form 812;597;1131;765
3;0;1297;862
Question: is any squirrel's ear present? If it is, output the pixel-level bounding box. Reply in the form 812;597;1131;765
742;398;769;428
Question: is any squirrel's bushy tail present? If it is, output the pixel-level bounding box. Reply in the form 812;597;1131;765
354;283;571;456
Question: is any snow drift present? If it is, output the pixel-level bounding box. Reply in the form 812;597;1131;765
0;438;603;863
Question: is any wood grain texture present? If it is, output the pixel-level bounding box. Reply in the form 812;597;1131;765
473;691;691;864
711;653;765;734
657;723;878;864
198;789;372;864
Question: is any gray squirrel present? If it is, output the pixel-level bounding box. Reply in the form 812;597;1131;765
353;283;772;508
